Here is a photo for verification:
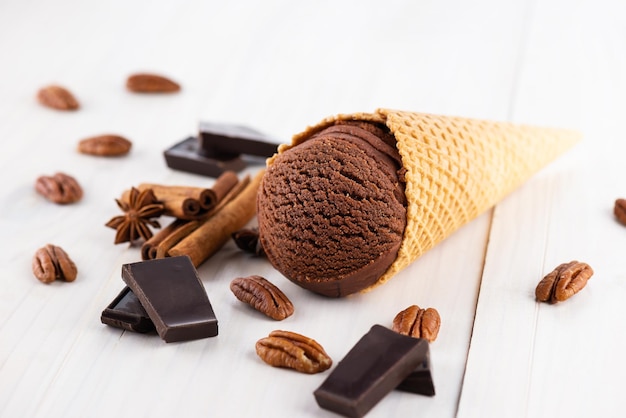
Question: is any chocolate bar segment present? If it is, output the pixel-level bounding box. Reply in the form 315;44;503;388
397;349;436;396
199;121;279;158
164;136;247;178
121;256;218;343
100;286;155;333
314;325;430;418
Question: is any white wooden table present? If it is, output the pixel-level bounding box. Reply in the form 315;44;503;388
1;1;625;417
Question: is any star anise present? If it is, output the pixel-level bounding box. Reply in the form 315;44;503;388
105;187;164;244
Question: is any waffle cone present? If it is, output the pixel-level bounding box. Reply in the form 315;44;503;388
273;109;581;290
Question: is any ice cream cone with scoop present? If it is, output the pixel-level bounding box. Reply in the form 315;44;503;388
257;109;580;297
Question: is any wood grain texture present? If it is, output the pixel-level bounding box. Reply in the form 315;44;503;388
0;0;623;417
458;1;626;417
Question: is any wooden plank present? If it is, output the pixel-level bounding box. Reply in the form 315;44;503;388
459;0;626;416
458;165;578;416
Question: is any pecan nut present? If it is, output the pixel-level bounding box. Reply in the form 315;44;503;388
126;73;181;93
230;275;293;320
37;85;79;110
535;261;593;303
255;330;332;374
32;244;77;284
232;228;265;256
35;172;83;204
78;134;132;157
615;199;626;226
392;304;441;342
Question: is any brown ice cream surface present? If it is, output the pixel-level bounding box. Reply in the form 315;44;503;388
257;121;407;297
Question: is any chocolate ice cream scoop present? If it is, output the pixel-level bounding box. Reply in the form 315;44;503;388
257;121;406;297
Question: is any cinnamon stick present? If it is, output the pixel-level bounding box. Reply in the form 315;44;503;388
141;175;247;260
153;176;249;258
141;218;189;260
168;170;264;267
130;173;240;219
154;220;202;259
202;171;239;210
121;186;200;219
194;174;251;222
133;184;203;219
161;176;251;262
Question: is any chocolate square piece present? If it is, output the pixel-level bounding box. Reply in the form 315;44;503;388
397;349;436;396
164;136;247;178
100;286;155;333
314;325;430;418
121;256;218;343
199;121;279;158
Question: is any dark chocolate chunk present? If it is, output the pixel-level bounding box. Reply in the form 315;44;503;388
164;136;247;178
397;349;436;396
314;325;430;418
100;286;155;333
121;255;218;343
199;121;280;158
231;227;265;256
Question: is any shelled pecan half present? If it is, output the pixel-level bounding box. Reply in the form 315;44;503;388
230;275;293;320
37;85;79;110
255;330;332;374
32;244;77;284
614;199;626;226
78;134;132;157
126;73;180;93
535;261;593;303
35;172;83;204
392;304;441;342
